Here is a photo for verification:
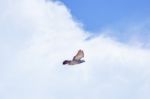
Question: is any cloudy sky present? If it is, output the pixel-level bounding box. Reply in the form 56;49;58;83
0;0;150;99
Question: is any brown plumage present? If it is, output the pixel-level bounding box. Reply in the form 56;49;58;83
63;49;85;65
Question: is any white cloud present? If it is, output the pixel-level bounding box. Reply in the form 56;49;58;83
102;19;150;48
0;0;150;99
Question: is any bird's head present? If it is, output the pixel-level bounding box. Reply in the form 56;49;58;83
63;60;69;65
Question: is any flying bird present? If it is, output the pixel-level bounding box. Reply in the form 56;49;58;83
63;49;85;65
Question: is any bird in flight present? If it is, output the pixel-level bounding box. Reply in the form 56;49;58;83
63;49;85;65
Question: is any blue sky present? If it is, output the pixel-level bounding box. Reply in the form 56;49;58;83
59;0;150;32
59;0;150;46
0;0;150;99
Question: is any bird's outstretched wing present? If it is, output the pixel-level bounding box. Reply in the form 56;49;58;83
73;50;84;61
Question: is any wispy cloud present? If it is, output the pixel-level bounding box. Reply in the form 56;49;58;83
0;0;150;99
100;19;150;48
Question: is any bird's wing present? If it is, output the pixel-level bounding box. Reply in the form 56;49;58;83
73;50;84;61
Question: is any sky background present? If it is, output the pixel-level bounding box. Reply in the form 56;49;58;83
59;0;150;46
59;0;150;31
0;0;150;99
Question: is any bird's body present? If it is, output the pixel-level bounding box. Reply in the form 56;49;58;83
63;50;85;65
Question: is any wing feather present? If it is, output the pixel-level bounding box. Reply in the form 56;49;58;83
73;50;84;61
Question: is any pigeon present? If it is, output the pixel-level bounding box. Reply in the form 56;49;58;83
63;49;85;65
